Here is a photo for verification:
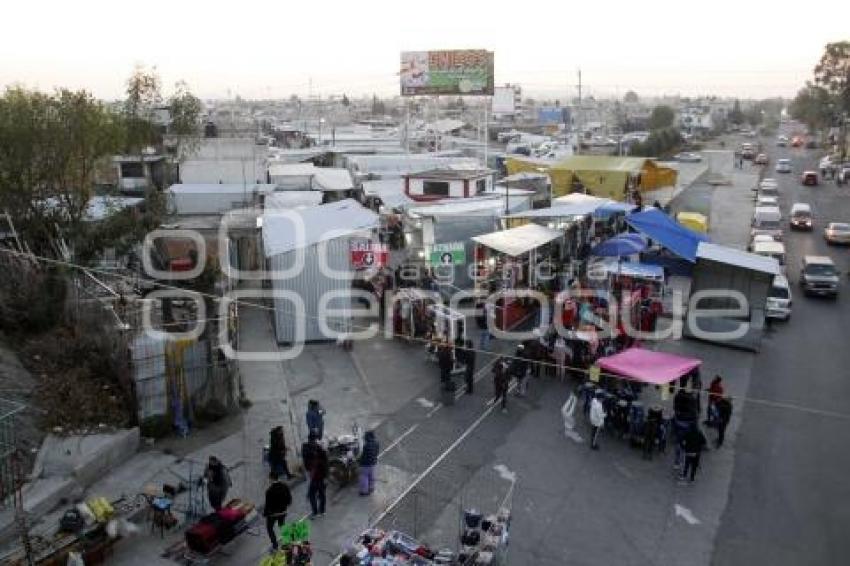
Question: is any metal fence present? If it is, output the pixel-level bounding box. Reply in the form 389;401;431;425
0;398;25;508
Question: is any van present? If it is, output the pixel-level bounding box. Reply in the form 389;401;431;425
790;203;813;230
751;206;783;240
800;255;840;298
766;275;792;320
752;240;786;267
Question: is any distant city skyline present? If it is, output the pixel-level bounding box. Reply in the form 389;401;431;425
1;0;846;101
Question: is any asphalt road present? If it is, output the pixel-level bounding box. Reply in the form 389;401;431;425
712;130;850;565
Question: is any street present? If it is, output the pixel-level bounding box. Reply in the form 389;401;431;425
712;133;850;565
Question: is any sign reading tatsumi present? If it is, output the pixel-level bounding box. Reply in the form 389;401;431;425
400;50;495;96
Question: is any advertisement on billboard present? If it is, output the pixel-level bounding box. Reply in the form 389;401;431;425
429;242;466;266
350;241;388;269
400;50;494;96
492;86;516;114
538;106;570;125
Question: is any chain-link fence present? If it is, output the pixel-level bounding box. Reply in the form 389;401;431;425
0;398;25;508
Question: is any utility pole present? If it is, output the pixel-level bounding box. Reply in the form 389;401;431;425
575;68;582;156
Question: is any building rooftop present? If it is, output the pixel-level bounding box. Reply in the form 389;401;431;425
405;169;492;181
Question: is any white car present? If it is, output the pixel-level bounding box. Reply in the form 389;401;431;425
767;275;792;320
757;195;778;208
776;136;789;147
749;233;777;251
775;159;792;173
824;222;850;245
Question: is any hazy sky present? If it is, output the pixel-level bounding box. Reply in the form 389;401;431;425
1;0;846;101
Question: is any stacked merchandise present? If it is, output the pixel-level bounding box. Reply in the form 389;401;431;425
457;508;510;565
348;529;455;565
185;500;258;555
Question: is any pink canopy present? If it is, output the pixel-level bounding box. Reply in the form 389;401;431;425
596;347;702;385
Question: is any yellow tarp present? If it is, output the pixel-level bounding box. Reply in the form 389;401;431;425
506;155;678;201
676;212;709;233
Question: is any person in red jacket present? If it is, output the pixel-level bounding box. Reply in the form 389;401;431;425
707;375;724;425
301;434;328;518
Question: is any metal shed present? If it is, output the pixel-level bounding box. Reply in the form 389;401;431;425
263;199;378;343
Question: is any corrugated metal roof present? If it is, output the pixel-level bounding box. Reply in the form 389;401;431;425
551;155;650;173
506;202;601;219
696;242;780;275
263;198;378;257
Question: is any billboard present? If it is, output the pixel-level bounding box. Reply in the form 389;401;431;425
429;242;466;266
350;241;388;269
492;87;516;114
401;50;494;96
538;106;570;125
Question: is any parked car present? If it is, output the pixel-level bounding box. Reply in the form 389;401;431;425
766;275;792;320
775;158;792;173
824;222;850;245
751;206;784;240
789;203;813;231
800;255;840;298
752;240;787;267
801;171;819;186
754;153;769;165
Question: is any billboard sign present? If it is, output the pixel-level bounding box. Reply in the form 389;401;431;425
350;241;388;269
429;242;466;266
538;106;569;125
401;50;494;96
492;86;516;114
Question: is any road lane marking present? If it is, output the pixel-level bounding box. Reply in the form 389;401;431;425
674;504;701;525
379;424;419;458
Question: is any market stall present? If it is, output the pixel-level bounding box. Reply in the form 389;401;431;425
393;288;441;341
472;223;564;331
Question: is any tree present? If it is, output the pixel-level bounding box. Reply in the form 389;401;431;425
790;85;833;132
371;95;386;116
624;90;639;103
341;94;350;107
814;41;850;114
0;86;124;252
168;81;202;161
648;105;675;130
123;65;162;155
728;99;744;125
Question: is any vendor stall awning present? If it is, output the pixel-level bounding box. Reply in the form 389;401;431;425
625;208;709;262
596;347;702;385
696;242;780;276
506;202;601;219
472;223;563;257
597;259;665;281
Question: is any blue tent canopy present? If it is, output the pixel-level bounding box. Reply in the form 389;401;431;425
594;202;636;220
625;208;709;262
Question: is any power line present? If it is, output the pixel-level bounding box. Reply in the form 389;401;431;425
2;245;850;422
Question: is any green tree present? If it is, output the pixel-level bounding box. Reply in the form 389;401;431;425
648;105;675;130
123;65;163;155
790;85;833;132
168;80;202;161
728;99;744;125
623;90;639;103
814;41;850;114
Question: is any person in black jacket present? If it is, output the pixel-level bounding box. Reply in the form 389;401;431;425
268;426;294;480
437;341;454;388
264;471;292;550
462;339;476;394
715;397;733;448
201;455;231;511
679;425;708;482
358;430;380;496
301;434;328;517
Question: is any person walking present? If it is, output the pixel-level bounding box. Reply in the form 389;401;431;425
553;336;568;380
715;396;733;448
493;358;509;413
706;375;724;426
462;339;476;394
306;400;325;441
268;426;294;480
301;434;328;517
358;431;380;496
437;341;454;388
680;425;708;483
589;392;606;450
479;301;496;350
510;344;529;397
263;471;292;551
201;455;231;511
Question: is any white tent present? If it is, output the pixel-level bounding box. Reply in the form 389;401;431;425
472;223;563;257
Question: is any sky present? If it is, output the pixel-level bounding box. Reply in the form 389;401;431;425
0;0;847;101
